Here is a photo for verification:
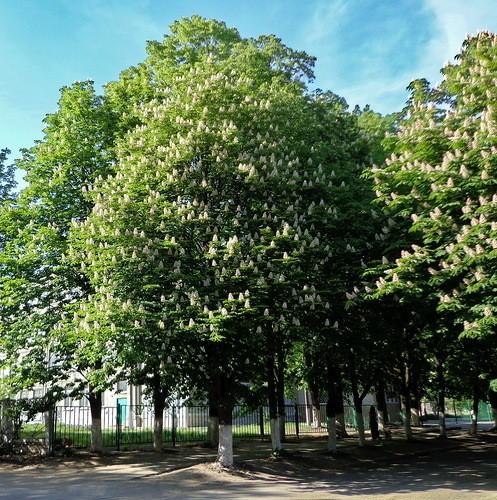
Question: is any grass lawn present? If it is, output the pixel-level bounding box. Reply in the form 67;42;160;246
41;421;338;449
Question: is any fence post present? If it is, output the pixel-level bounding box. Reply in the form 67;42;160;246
453;400;457;423
172;405;177;448
259;406;264;438
294;404;299;439
116;403;121;451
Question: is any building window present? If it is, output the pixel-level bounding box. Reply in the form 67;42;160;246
116;381;128;393
78;397;89;407
33;388;44;399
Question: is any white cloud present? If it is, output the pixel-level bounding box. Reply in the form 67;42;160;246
427;0;497;52
303;0;348;44
421;0;497;85
300;0;497;113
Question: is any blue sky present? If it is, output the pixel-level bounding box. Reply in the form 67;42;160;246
1;0;497;167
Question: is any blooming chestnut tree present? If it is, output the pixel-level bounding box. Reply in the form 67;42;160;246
367;32;497;435
69;17;354;464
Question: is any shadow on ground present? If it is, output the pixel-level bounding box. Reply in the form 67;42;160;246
1;430;496;499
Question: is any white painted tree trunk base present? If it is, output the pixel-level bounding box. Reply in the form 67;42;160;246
153;415;164;452
378;411;385;433
470;414;478;435
404;416;412;440
492;408;497;431
217;424;233;468
411;408;421;427
439;414;446;438
355;410;365;447
337;413;347;437
312;406;321;428
327;417;337;452
270;417;282;453
91;417;103;453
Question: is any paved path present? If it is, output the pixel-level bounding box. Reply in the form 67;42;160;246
0;433;496;499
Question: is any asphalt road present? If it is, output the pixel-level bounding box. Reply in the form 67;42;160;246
0;436;496;499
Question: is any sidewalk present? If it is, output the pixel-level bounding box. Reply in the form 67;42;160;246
1;429;496;499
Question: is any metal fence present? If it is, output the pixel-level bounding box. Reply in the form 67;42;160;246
420;399;494;423
9;397;496;451
53;403;378;450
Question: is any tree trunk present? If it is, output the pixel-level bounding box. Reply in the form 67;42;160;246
217;403;233;468
369;407;380;440
276;346;286;442
154;399;166;452
470;389;479;436
154;411;164;451
89;391;103;453
398;358;414;441
489;390;497;430
348;352;366;447
152;385;166;452
411;406;421;427
436;359;446;438
376;380;391;439
311;402;321;428
267;351;282;454
401;395;412;441
325;358;339;453
410;363;421;427
349;354;366;446
309;382;322;428
335;413;345;437
355;403;366;447
45;406;55;456
0;399;14;449
327;416;337;452
207;403;219;448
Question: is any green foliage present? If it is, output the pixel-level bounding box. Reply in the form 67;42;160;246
0;81;118;399
0;149;16;205
366;32;497;402
69;17;347;408
2;17;496;434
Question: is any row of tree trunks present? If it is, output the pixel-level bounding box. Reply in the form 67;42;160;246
88;354;497;463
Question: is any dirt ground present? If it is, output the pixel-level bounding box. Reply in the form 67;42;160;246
1;428;497;499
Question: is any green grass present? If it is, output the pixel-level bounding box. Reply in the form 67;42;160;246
20;423;46;440
23;413;366;449
51;420;340;449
